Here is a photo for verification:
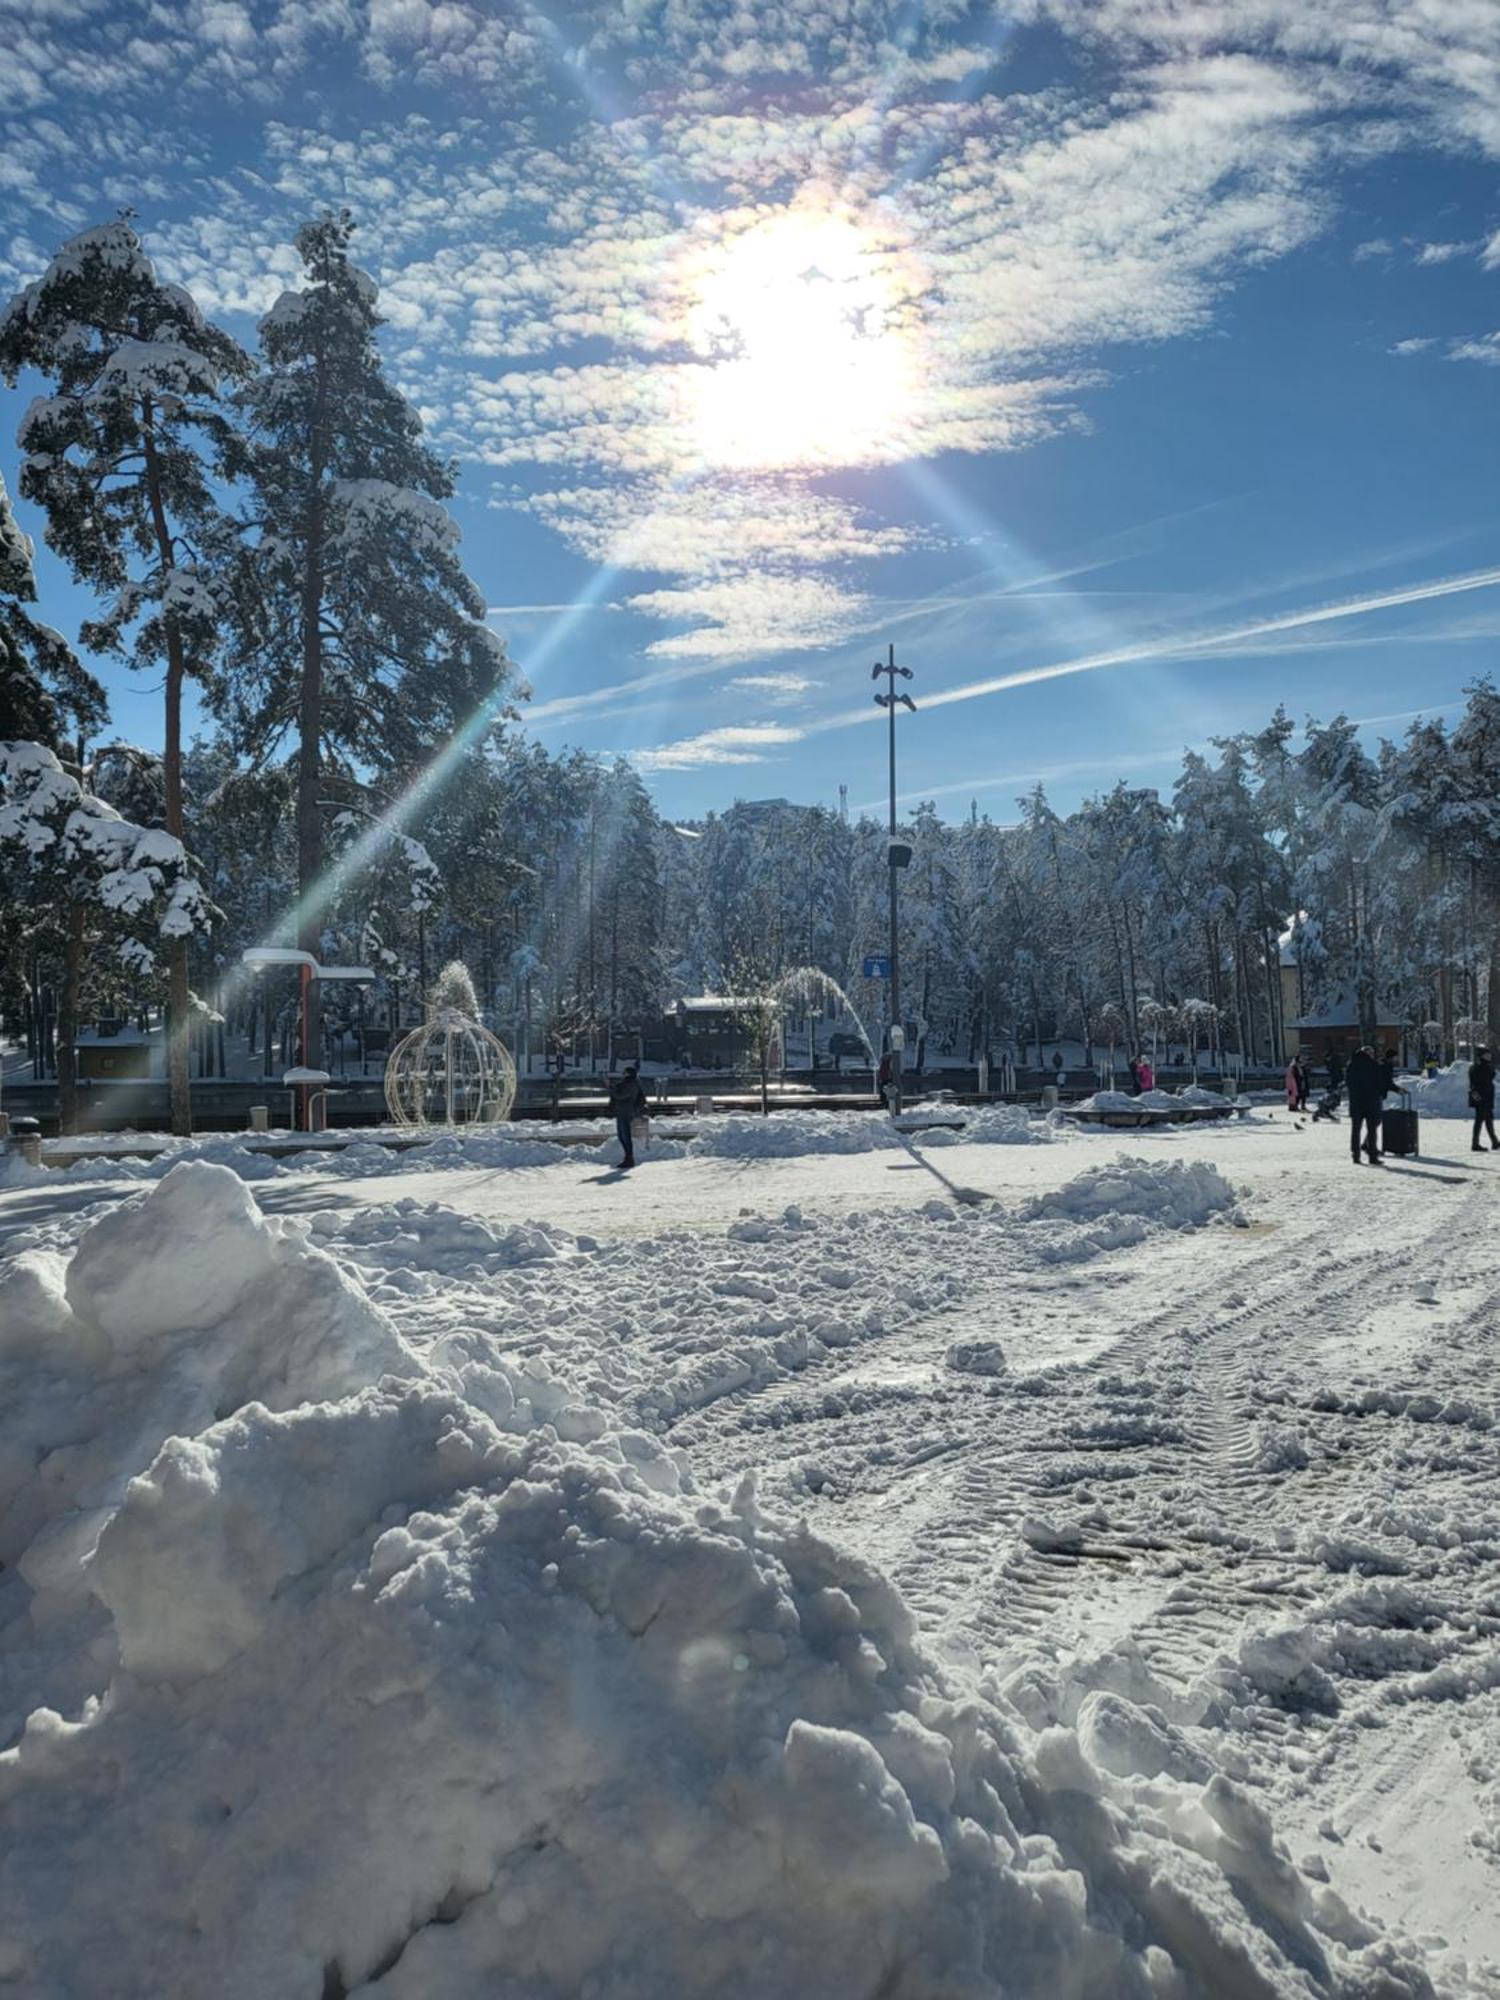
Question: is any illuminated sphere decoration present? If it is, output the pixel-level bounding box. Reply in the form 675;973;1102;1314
384;961;517;1128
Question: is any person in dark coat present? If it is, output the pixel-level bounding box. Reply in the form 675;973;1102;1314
609;1063;647;1170
1469;1047;1498;1151
1326;1047;1345;1094
1344;1044;1385;1165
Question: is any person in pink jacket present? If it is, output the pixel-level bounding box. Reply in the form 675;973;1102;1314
1285;1056;1308;1110
1136;1054;1155;1092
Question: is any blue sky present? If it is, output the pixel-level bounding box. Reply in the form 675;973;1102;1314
2;0;1497;822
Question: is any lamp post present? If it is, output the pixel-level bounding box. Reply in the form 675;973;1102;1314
872;643;916;1113
241;950;375;1130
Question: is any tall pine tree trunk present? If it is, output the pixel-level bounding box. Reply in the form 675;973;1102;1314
143;416;194;1137
297;481;326;1073
57;902;84;1137
163;650;193;1136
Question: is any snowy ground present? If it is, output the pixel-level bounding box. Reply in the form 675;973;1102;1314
2;1106;1497;1995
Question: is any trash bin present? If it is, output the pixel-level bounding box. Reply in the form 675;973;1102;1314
249;1105;270;1133
8;1115;42;1168
1041;1085;1058;1110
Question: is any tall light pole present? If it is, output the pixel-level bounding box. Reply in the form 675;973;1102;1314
872;643;915;1112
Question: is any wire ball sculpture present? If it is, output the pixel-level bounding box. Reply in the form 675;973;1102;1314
383;963;518;1128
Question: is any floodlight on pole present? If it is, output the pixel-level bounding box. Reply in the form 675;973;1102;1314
871;642;916;1115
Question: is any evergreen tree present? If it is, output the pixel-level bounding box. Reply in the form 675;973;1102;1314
0;740;212;1133
0;219;250;1132
225;211;513;1061
0;468;105;746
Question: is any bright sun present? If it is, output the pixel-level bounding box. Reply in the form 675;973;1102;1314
683;208;918;473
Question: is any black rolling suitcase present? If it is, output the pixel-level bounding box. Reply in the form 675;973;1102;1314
1382;1088;1419;1159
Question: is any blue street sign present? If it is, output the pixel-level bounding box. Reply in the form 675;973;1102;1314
863;954;892;980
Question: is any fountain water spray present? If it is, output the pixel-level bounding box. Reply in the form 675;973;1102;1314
768;966;877;1066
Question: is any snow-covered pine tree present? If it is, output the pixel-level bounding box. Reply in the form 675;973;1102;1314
0;220;250;1134
0;468;105;748
0;740;212;1133
226;211;513;1066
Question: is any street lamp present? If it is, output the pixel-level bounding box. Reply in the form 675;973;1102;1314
872;643;916;1113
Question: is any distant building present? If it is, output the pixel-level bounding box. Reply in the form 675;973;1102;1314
1279;938;1404;1061
74;1020;157;1080
1278;927;1405;1061
674;996;780;1070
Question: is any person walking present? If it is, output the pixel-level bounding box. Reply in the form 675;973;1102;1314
1136;1053;1155;1093
1294;1056;1310;1110
1327;1047;1345;1096
1284;1056;1304;1111
1469;1046;1498;1151
1345;1044;1384;1165
1127;1054;1141;1095
609;1062;647;1170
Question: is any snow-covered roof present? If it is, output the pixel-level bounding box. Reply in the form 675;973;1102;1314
243;947;319;970
1289;998;1403;1030
677;995;759;1013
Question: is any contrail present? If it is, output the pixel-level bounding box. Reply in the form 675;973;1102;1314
803;563;1500;736
912;563;1500;717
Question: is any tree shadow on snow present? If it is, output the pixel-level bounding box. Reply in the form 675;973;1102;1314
0;1180;134;1248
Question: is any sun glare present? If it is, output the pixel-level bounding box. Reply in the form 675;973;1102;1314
682;208;919;472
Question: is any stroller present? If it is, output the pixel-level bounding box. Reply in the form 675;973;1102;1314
1309;1084;1342;1123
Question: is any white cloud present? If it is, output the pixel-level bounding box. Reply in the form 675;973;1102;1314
731;672;817;703
626;575;869;661
1415;238;1477;263
1448;332;1500;365
632;723;805;771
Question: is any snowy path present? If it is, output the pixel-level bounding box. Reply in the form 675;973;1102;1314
656;1146;1500;1960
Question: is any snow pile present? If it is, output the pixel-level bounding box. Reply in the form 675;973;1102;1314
47;1124;589;1187
0;1164;416;1738
0;1145;45;1190
304;1198;581;1280
1021;1156;1238;1231
1070;1089;1154;1114
0;1161;1440;1999
921;1103;1045;1147
686;1109;902;1158
1402;1061;1473;1120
